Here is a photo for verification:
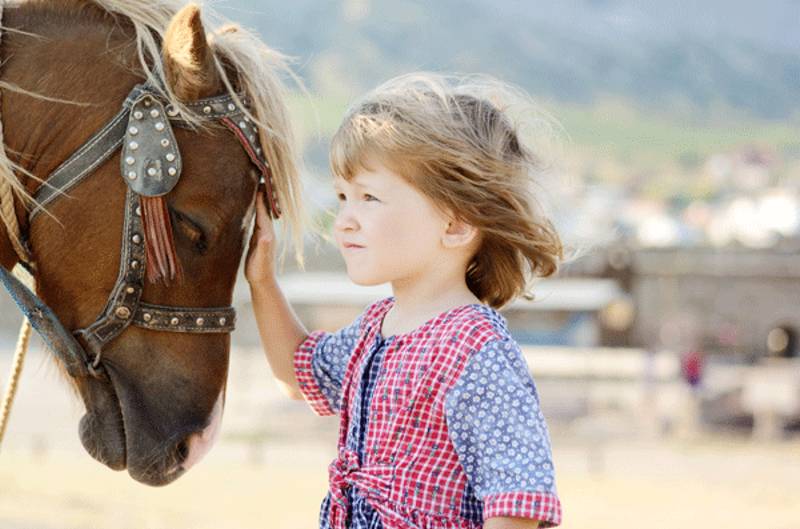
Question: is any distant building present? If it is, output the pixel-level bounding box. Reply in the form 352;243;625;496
574;244;800;359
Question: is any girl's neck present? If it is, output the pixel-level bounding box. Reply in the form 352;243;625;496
383;271;481;337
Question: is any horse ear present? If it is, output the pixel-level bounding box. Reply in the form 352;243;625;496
162;3;221;101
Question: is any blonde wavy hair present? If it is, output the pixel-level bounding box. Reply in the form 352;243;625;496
330;73;564;309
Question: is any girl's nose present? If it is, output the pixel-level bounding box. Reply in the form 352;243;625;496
333;206;358;232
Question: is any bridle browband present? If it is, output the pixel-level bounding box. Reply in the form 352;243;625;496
0;81;280;379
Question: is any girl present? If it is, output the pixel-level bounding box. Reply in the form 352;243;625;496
246;73;564;529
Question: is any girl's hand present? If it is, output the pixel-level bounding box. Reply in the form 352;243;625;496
245;188;277;285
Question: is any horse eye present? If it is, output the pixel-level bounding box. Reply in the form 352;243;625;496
171;209;208;254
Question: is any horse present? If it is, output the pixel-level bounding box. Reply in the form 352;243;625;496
0;0;303;486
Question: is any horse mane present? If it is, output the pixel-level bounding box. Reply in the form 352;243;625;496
0;0;306;265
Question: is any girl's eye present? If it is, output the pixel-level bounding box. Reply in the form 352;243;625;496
335;192;378;202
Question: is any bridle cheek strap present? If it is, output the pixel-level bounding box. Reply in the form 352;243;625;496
220;117;281;218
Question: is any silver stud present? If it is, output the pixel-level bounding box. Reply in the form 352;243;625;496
143;313;152;322
166;106;179;117
133;110;143;120
167;167;177;176
132;234;142;244
170;317;180;326
219;317;227;326
125;156;135;166
202;105;212;114
227;103;236;111
196;317;205;326
128;126;139;135
256;147;262;155
115;306;131;319
239;121;247;129
249;135;256;143
143;99;152;107
125;286;135;294
129;141;139;150
154;122;165;132
127;171;137;180
147;167;158;177
135;206;141;217
150;109;159;118
165;153;176;162
161;139;170;148
130;260;139;270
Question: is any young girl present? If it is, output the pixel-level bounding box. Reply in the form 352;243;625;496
246;73;564;529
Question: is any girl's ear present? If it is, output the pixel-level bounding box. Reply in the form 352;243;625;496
441;218;479;250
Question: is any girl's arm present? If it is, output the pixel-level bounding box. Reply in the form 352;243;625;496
249;277;307;400
484;518;540;529
246;191;307;400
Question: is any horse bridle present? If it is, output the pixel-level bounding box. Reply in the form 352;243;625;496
0;81;280;379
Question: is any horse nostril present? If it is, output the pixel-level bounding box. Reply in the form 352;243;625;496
175;440;190;464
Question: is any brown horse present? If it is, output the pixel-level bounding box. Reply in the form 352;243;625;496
0;1;303;485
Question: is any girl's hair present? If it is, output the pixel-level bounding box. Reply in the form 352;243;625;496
330;73;564;309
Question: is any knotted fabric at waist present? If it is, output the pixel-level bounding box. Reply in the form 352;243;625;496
327;449;398;529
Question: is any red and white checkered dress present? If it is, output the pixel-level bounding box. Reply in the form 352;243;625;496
294;297;562;529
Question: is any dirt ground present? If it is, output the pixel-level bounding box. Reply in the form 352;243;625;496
1;344;799;529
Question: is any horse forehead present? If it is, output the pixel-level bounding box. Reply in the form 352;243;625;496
174;127;256;183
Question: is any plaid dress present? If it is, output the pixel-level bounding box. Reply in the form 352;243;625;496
294;297;562;529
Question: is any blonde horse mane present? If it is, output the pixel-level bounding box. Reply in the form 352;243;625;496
0;0;306;264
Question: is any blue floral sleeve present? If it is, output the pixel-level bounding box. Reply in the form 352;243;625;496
444;338;562;525
294;315;364;415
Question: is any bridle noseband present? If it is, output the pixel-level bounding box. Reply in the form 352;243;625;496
0;81;279;379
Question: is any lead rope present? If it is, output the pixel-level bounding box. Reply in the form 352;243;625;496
0;2;35;450
0;313;32;449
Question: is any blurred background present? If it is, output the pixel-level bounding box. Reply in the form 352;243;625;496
2;1;799;528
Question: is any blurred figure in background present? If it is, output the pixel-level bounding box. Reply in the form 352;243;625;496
681;348;704;391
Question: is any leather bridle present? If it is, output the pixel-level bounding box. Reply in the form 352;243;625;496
0;81;280;379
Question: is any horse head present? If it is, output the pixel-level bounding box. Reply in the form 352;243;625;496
0;1;301;485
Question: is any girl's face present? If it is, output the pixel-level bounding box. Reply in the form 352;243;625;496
333;160;450;286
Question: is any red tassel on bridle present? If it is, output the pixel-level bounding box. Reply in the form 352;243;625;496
140;195;181;284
